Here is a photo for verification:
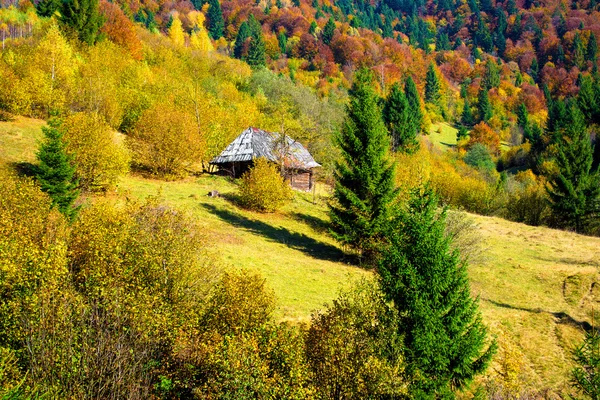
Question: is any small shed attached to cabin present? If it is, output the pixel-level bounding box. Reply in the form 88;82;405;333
210;127;320;191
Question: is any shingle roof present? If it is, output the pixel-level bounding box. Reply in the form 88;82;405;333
210;127;321;170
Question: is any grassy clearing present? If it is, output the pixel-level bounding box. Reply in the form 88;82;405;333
0;117;45;165
3;117;600;391
427;122;458;150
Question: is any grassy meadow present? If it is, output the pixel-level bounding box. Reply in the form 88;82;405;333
3;117;600;392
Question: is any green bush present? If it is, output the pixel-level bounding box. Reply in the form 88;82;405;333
464;143;496;171
239;157;293;212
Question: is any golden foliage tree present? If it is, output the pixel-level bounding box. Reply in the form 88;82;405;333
128;103;204;177
62;111;130;191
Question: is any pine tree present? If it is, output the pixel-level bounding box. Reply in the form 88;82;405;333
234;21;251;59
34;119;79;221
572;328;600;399
482;59;500;89
322;17;336;45
329;68;398;264
478;87;493;122
35;0;61;17
404;77;423;136
247;14;266;67
573;32;585;69
424;62;441;106
546;103;600;233
383;83;419;153
207;0;224;40
588;32;598;63
60;0;105;45
530;57;539;82
378;186;496;397
461;98;475;126
277;31;287;55
578;74;599;123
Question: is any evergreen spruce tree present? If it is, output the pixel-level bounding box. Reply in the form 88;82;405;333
461;98;475;126
588;32;598;63
546;103;600;233
234;21;251;59
378;186;496;397
482;59;500;89
578;74;599;123
247;15;266;67
383;83;419;153
277;31;287;55
60;0;105;45
530;57;539;82
515;71;523;86
322;17;336;45
478;87;493;122
34;119;80;221
207;0;224;40
35;0;61;17
572;328;600;399
329;68;398;264
424;62;442;106
573;32;586;69
404;77;423;135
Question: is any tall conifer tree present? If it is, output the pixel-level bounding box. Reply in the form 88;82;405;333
234;21;251;59
478;87;493;122
60;0;105;45
329;68;398;264
378;186;496;396
322;17;336;45
35;0;61;17
547;104;600;233
383;83;419;153
247;14;266;67
34;119;80;221
404;77;423;134
207;0;224;39
424;62;441;106
462;98;475;126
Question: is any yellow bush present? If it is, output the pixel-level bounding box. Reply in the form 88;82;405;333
62;112;130;191
239;158;293;212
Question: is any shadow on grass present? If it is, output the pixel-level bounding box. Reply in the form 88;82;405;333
483;298;592;332
289;211;330;234
201;203;355;265
10;161;36;177
440;142;457;148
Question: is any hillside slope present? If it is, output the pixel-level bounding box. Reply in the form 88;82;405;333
2;117;600;392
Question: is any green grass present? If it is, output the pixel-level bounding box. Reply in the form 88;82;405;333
427;122;458;150
4;116;600;392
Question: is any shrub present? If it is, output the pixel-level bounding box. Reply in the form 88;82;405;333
239;157;293;212
464;143;496;171
62;112;130;191
128;103;203;178
468;122;500;155
306;280;407;399
503;170;549;226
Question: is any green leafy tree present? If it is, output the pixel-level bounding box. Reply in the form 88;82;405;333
60;0;105;45
207;0;224;39
378;186;496;397
35;0;61;17
424;62;442;106
34;119;80;221
329;68;398;264
404;76;423;134
234;21;251;59
247;14;266;68
383;83;419;153
573;32;586;69
478;87;493;122
546;104;600;233
322;17;335;45
572;328;600;399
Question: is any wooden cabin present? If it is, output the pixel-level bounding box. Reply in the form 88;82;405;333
210;127;320;191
